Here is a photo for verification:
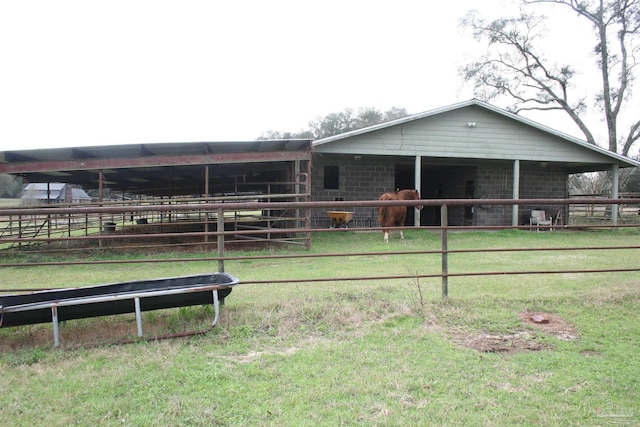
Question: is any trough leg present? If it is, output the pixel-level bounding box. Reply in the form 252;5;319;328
135;297;143;337
52;306;60;348
211;290;220;326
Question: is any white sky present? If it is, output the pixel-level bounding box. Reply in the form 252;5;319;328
0;0;609;151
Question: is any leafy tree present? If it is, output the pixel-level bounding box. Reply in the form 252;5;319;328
257;130;314;140
460;0;640;157
0;174;22;198
620;164;640;191
258;106;409;140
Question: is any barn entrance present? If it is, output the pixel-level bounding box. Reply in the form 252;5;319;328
394;163;416;226
419;163;479;226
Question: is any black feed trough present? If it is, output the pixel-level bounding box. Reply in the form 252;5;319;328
0;272;240;347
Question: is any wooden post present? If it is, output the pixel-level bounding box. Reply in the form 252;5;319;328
305;160;312;249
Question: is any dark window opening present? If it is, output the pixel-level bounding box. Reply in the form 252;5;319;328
324;165;339;189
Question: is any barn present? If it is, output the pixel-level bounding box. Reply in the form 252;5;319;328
311;99;640;227
1;100;639;241
21;183;92;204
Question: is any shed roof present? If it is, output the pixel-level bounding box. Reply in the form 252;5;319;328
0;140;312;196
314;99;640;172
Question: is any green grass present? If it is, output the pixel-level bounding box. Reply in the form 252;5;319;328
0;229;639;426
0;198;22;208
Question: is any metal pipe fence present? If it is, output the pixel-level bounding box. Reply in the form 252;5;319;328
1;198;640;299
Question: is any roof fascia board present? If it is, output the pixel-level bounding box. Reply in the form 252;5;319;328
474;100;640;167
0;150;311;175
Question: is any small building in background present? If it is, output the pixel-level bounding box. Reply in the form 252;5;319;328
22;183;92;204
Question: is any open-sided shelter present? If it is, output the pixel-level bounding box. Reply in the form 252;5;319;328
0;140;312;247
1;140;311;199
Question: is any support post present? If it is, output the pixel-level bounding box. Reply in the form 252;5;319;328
204;165;209;244
135;297;143;337
611;163;619;226
512;159;520;226
305;160;312;249
414;155;422;226
211;290;220;326
52;306;60;347
98;171;104;250
441;204;449;299
217;207;225;272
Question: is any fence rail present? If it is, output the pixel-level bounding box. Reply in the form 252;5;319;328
1;198;640;299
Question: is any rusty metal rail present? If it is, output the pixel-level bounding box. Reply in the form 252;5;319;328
2;198;640;299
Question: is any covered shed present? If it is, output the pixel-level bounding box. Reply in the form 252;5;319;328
1;140;311;199
0;140;312;247
312;99;640;227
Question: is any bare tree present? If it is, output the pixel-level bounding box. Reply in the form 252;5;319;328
569;172;610;194
0;173;22;198
460;0;640;157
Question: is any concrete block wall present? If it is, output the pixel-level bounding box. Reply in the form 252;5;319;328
311;156;395;224
311;156;568;227
475;164;567;226
474;165;513;226
518;164;568;224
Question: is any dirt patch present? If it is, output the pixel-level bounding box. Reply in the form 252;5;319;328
453;330;548;353
452;310;577;354
0;310;216;351
518;310;578;341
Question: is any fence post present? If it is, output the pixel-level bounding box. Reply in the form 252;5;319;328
217;207;225;273
441;204;448;299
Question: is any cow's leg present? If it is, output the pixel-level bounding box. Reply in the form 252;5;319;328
384;231;389;242
399;230;405;240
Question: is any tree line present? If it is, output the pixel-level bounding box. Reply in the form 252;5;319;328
257;106;409;140
0;174;22;198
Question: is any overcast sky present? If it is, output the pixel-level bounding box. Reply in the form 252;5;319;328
0;0;606;151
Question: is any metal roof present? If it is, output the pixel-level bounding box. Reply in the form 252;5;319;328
0;140;312;196
21;183;92;201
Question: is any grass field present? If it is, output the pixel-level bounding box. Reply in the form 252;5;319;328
0;198;21;208
0;229;639;426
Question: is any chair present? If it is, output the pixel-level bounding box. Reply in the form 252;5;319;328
530;209;553;231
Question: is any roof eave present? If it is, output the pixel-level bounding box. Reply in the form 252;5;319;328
312;99;640;168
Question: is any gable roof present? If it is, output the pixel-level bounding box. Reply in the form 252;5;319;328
22;183;91;201
313;99;640;169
